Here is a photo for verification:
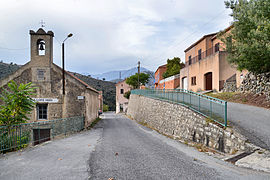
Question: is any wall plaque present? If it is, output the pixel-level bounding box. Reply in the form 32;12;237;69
77;96;84;100
33;98;59;103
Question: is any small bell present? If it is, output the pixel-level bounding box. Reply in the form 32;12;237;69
39;42;45;50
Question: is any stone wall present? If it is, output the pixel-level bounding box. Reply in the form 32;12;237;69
222;81;237;92
239;72;270;101
127;94;248;154
222;72;270;101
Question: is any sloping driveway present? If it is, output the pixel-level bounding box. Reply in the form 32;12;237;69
228;102;270;150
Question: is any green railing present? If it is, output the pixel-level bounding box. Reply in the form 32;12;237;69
131;89;227;127
0;116;84;153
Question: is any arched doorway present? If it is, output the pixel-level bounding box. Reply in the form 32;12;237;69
182;77;187;90
204;72;212;90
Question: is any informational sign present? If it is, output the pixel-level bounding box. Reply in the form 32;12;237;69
77;96;85;100
33;98;59;103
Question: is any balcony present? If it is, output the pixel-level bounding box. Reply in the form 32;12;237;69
187;44;223;66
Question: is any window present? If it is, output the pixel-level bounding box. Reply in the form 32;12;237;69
188;56;192;65
198;49;202;60
191;76;196;86
37;104;48;120
120;89;124;94
37;69;45;80
215;43;220;52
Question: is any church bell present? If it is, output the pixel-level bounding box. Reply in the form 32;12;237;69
39;42;45;50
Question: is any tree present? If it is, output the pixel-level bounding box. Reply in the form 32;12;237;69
0;81;36;126
126;73;150;89
103;104;109;112
162;57;185;78
222;0;270;74
124;91;131;99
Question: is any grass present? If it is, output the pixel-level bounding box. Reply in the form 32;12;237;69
138;121;148;127
207;92;270;109
207;92;237;101
88;117;102;129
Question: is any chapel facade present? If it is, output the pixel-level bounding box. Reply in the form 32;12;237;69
0;28;100;127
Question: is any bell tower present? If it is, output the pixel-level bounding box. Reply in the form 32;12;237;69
29;28;54;67
29;28;54;91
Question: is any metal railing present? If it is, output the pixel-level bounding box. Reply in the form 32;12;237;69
0;116;84;153
131;89;227;127
187;44;225;66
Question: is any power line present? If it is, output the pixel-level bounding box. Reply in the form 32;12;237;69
142;9;228;68
0;46;29;51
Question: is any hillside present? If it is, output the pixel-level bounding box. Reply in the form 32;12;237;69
72;73;116;111
0;61;21;80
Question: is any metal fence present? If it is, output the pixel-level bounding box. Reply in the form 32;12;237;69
131;89;227;127
0;116;84;153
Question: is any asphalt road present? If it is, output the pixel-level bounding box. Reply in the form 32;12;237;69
0;112;269;180
87;112;269;180
228;102;270;150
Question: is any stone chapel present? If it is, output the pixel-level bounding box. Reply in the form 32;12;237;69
0;28;100;127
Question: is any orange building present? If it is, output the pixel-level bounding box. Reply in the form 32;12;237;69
154;64;167;89
179;26;246;92
159;74;180;89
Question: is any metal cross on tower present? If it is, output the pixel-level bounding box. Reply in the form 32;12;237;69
39;20;45;28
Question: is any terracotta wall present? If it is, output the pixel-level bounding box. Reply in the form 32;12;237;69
155;66;167;88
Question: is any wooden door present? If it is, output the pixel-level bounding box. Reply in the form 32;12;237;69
205;72;212;90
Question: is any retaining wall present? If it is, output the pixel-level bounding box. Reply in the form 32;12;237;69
127;94;248;154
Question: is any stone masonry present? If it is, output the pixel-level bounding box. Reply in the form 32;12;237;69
127;94;249;154
239;72;270;101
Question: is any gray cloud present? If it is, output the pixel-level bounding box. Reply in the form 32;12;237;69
0;0;232;74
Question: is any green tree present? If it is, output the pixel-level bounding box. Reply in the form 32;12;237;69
124;91;131;99
162;57;185;78
103;104;109;112
0;81;36;126
222;0;270;74
126;73;150;89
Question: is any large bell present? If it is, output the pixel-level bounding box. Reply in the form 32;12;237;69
39;43;45;50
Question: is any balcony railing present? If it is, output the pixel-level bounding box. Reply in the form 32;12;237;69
187;44;223;66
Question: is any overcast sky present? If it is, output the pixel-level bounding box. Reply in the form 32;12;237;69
0;0;232;75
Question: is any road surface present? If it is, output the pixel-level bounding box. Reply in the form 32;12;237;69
0;112;269;179
228;102;270;150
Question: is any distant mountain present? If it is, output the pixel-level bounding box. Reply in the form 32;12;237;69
92;67;150;81
72;73;116;111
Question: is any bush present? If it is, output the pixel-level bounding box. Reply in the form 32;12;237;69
103;104;109;112
124;91;131;99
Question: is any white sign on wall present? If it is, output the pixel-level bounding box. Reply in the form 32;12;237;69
33;98;59;103
77;96;85;100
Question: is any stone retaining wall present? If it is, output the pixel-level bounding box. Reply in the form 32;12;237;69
239;72;270;101
127;94;248;154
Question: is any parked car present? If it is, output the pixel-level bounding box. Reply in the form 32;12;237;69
98;110;103;115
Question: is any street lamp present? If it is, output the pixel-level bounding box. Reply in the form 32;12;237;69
62;33;73;95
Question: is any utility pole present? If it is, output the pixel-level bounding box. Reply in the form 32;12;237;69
62;43;65;94
138;61;140;89
62;33;73;95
